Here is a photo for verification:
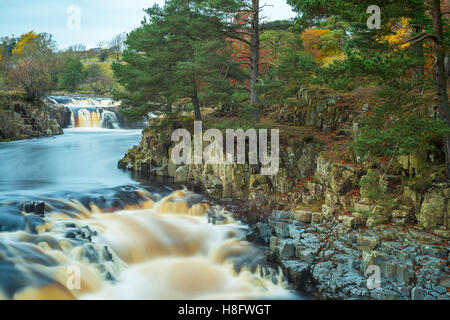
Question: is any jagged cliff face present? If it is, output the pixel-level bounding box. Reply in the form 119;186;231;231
0;98;63;141
118;95;449;239
118;122;322;219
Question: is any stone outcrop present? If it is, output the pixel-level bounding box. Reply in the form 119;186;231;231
118;120;324;218
417;186;450;236
0;95;63;141
118;92;450;299
44;102;73;128
276;90;342;132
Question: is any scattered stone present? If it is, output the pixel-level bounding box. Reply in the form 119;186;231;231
341;216;358;228
311;212;324;224
296;248;316;263
417;190;446;230
411;287;426;300
277;239;295;257
294;210;312;223
269;236;278;251
366;215;390;228
357;234;379;251
288;224;303;239
22;201;45;216
281;259;310;288
392;209;409;225
174;166;188;183
415;255;447;270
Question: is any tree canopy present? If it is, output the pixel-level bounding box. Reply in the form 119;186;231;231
113;0;249;120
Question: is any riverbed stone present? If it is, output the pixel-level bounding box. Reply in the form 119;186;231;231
269;236;278;251
357;234;379;251
277;239;295;257
311;212;324;224
411;287;426;300
295;247;316;263
294;210;312;223
174;166;188;182
288;224;303;239
281;259;310;286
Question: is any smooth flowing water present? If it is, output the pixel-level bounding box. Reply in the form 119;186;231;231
0;128;142;199
0;120;298;299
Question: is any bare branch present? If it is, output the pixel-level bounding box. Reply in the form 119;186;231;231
392;32;437;46
259;4;274;11
258;61;277;67
225;32;251;46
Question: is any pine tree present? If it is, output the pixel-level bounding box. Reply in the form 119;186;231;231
112;0;244;121
223;1;292;113
59;55;86;92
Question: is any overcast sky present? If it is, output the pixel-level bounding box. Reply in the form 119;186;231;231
0;0;297;50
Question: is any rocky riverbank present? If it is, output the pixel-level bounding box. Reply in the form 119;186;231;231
118;90;450;299
0;93;63;141
262;210;449;300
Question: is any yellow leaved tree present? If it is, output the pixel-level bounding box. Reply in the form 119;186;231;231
9;31;56;101
12;31;40;55
300;28;345;66
379;17;412;49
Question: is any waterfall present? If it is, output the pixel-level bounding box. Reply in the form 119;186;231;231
48;96;122;129
100;110;120;129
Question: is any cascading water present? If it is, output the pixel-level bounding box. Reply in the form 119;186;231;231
0;189;295;300
48;96;121;129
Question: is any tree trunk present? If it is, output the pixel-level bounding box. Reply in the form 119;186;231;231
249;0;260;107
413;25;425;80
432;0;450;178
445;53;449;79
191;87;202;121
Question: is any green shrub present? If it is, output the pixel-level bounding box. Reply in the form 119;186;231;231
359;169;388;202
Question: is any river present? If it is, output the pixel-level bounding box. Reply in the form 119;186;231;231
0;128;142;199
0;101;299;300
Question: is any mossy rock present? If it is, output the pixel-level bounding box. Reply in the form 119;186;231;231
417;189;448;230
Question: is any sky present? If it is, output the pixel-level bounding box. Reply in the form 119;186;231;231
0;0;297;50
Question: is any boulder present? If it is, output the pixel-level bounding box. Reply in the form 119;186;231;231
357;234;379;251
294;210;312;223
174;166;189;183
417;189;447;230
22;201;45;216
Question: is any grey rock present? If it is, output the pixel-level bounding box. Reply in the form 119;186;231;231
411;287;426;300
369;286;400;300
415;255;447;270
312;261;335;280
288;224;303;239
296;248;316;264
439;276;450;288
269;236;278;251
278;239;295;257
357;234;379;251
395;263;414;283
281;259;310;285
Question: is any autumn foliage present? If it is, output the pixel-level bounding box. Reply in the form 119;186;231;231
12;31;40;55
